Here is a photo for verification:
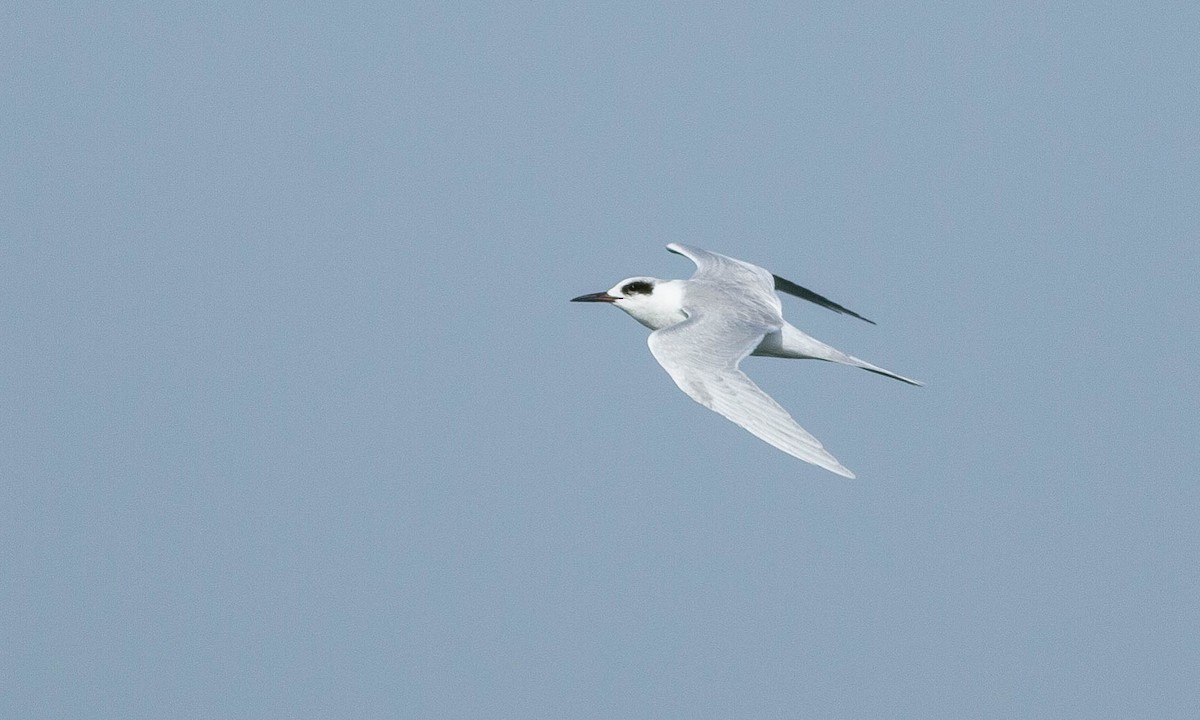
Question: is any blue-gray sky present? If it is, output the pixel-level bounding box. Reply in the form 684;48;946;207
4;3;1198;718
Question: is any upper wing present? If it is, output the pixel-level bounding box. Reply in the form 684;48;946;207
772;274;876;325
647;309;856;478
667;243;775;291
666;243;875;325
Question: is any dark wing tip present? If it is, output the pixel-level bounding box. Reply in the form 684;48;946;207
773;274;877;324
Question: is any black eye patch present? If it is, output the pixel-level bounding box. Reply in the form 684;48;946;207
621;280;653;295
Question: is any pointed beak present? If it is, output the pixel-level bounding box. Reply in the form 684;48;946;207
571;291;618;303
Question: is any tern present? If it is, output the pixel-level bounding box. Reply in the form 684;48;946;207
572;244;921;478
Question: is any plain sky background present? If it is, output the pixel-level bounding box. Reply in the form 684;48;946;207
3;2;1198;718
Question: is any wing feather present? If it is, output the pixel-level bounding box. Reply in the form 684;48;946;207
773;274;876;324
647;310;855;478
668;243;875;325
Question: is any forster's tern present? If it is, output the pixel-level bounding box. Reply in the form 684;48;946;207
572;244;921;478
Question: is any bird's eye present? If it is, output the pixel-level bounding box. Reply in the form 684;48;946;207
622;281;653;295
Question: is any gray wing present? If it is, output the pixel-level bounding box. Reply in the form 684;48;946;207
667;243;875;324
647;309;856;478
667;243;776;292
666;243;785;324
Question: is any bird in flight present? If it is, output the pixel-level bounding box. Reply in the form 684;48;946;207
572;244;921;478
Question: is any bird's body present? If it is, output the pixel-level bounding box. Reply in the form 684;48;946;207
572;244;920;478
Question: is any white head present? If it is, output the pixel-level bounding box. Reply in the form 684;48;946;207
571;276;687;331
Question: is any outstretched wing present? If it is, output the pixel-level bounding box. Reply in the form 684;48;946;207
647;308;855;478
666;243;875;324
666;243;775;291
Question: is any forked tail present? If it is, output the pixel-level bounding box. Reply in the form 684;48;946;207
755;323;924;386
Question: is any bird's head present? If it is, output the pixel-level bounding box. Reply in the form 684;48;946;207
571;277;687;330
